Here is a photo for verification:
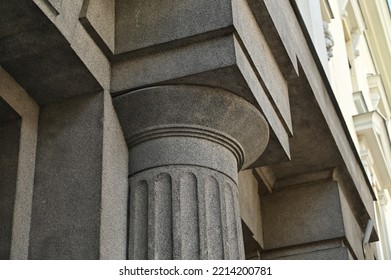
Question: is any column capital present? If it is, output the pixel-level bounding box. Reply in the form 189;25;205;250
114;85;269;170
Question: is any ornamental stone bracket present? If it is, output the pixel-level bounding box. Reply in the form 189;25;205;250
114;85;269;259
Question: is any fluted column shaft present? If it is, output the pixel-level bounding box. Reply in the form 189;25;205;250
128;136;243;259
129;166;243;259
113;85;269;260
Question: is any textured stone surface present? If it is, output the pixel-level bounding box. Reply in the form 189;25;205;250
129;166;243;260
0;78;22;258
114;85;269;169
0;0;102;105
111;35;237;93
238;170;263;249
33;0;111;90
261;0;375;223
47;0;62;12
99;91;128;259
232;36;290;165
0;67;39;259
29;93;103;259
260;172;370;259
339;186;365;259
79;0;115;53
0;0;379;261
128;136;238;181
247;0;299;77
0;87;20;259
262;239;341;259
261;180;345;250
0;97;20;123
115;0;232;53
118;85;269;260
111;34;291;166
274;247;350;260
232;0;291;133
112;0;291;147
271;69;374;234
0;119;21;259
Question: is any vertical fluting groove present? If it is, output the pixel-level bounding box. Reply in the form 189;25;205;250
224;182;239;259
129;168;242;260
204;176;224;259
198;174;208;260
219;179;229;259
148;173;173;259
172;172;181;259
180;172;199;259
232;184;245;259
173;172;200;259
128;180;148;259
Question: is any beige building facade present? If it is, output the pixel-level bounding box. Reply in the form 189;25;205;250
297;0;391;259
0;0;388;259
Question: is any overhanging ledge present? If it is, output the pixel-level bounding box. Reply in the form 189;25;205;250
0;0;102;105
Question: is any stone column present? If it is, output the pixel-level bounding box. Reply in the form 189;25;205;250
114;85;269;260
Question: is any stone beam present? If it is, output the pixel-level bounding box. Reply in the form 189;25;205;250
261;173;364;259
0;67;39;260
0;0;102;105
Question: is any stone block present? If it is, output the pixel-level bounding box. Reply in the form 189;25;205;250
261;180;345;250
0;0;48;38
47;0;62;12
99;91;128;259
339;187;365;259
1;46;102;105
111;35;236;93
28;93;103;259
1;67;40;259
112;35;290;166
247;0;299;76
238;170;263;249
115;0;233;53
274;247;349;260
111;1;293;166
258;0;376;224
80;0;115;52
233;0;291;133
261;239;347;260
0;0;102;105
